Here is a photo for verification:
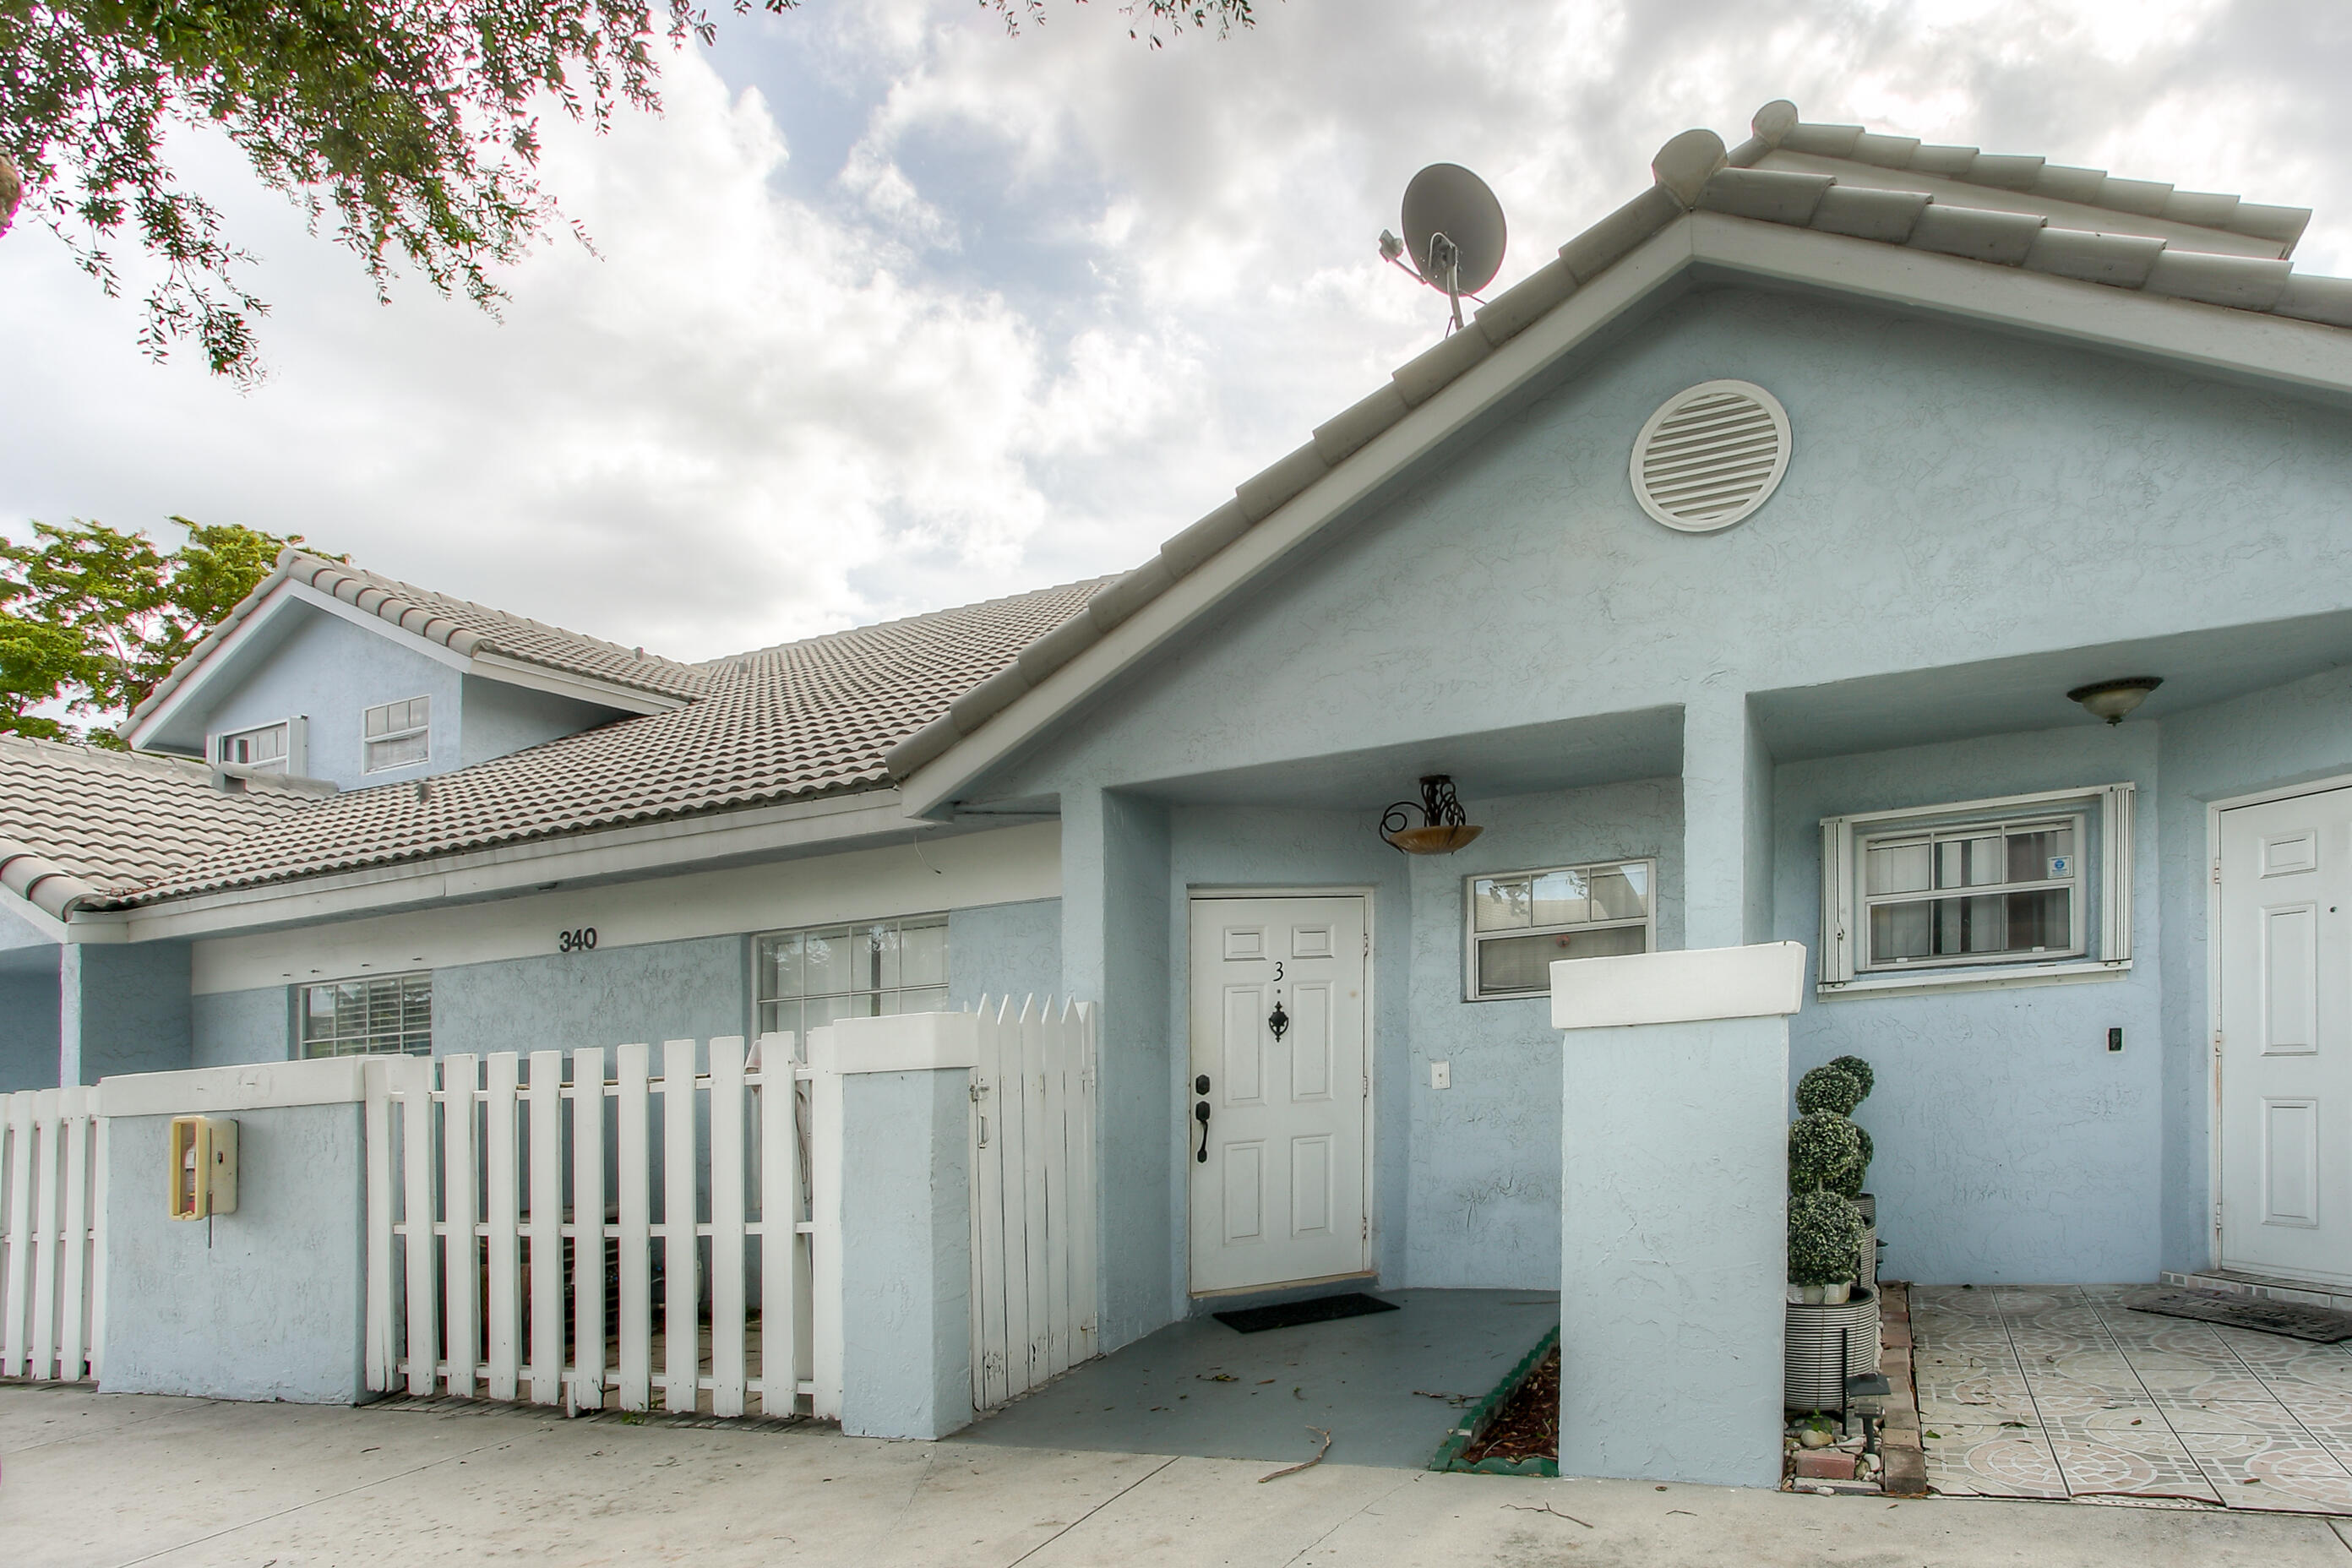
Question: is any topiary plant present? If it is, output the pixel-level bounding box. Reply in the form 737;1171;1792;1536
1794;1064;1863;1118
1788;1110;1862;1194
1788;1189;1866;1288
1827;1054;1875;1102
1835;1124;1873;1198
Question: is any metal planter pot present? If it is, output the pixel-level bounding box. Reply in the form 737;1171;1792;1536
1785;1285;1880;1412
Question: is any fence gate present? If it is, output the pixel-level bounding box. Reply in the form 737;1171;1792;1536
0;1087;106;1384
363;1035;811;1416
966;998;1098;1411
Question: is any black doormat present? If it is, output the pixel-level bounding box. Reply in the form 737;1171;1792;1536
1214;1292;1401;1335
2121;1288;2352;1343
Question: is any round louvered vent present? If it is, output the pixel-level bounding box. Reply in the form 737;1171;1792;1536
1629;379;1790;533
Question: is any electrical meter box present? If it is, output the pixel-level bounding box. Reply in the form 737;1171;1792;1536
168;1115;238;1220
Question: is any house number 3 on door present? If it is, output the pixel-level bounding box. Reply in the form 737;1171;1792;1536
557;927;598;953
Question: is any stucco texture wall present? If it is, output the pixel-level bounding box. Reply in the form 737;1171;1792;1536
193;988;291;1068
947;899;1063;1012
101;1105;369;1403
432;935;746;1056
0;950;59;1092
1776;724;2162;1284
63;941;192;1085
1407;779;1682;1288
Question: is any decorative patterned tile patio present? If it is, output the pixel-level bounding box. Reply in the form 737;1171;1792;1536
1909;1284;2352;1514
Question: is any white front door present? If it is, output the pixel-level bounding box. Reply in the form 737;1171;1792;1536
1188;896;1370;1294
2219;786;2352;1285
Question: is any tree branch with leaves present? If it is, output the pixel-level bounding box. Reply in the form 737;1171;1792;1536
0;517;324;743
0;0;1260;383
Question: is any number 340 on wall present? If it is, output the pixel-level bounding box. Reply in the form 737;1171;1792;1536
558;927;598;954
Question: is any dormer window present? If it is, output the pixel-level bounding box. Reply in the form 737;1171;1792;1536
364;696;431;773
216;721;290;772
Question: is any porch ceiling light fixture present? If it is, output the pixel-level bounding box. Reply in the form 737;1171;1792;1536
2066;676;2163;726
1380;775;1484;855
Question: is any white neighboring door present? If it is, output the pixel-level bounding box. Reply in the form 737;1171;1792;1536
2219;787;2352;1285
1188;896;1370;1294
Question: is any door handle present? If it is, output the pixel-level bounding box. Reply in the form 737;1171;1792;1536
1194;1100;1211;1163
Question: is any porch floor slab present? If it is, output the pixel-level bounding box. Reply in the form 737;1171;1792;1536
951;1288;1559;1470
1914;1282;2352;1513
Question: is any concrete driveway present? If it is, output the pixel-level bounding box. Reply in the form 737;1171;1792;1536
6;1384;2352;1567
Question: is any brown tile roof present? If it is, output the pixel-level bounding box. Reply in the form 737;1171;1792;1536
87;577;1108;908
128;551;711;730
0;739;325;917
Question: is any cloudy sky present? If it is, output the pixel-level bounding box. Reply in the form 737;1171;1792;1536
5;0;2348;662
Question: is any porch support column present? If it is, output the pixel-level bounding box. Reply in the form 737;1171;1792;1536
1682;689;1772;950
1554;943;1805;1489
1059;785;1174;1352
62;939;192;1086
825;1015;977;1441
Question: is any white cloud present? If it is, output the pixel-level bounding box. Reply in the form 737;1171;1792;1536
3;0;2346;661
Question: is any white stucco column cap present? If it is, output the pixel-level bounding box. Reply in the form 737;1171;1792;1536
811;1011;981;1075
1551;942;1808;1031
98;1055;368;1117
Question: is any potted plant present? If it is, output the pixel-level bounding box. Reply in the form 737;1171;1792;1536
1785;1101;1879;1413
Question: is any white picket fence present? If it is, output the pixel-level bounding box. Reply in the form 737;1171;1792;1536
966;998;1098;1411
0;1087;106;1383
362;1035;811;1416
357;999;1100;1424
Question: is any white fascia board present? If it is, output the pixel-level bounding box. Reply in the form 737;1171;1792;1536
896;220;1704;818
80;787;923;942
0;881;74;944
1690;215;2352;402
465;651;684;715
1821;781;2134;830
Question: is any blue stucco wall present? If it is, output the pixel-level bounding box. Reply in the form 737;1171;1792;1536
1560;1012;1788;1487
198;607;462;790
838;1069;974;1440
2157;665;2352;1274
1408;779;1683;1288
431;934;746;1056
1776;724;2163;1284
62;941;192;1085
457;673;624;769
193;988;291;1068
0;951;59;1092
101;1105;369;1403
947;899;1063;1011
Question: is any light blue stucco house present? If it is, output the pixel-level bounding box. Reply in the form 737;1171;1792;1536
6;101;2352;1362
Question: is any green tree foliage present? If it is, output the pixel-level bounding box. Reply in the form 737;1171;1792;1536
1787;1109;1862;1195
1794;1063;1863;1118
0;517;321;743
1787;1189;1865;1288
0;0;1260;382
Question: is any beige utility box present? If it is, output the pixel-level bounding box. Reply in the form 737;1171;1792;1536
167;1115;239;1220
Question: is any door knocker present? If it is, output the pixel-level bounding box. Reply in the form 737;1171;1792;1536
1267;999;1290;1041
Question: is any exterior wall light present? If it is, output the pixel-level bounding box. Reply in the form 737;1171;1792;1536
1380;775;1484;854
2066;677;2163;726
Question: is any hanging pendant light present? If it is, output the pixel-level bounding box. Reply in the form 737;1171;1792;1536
1380;775;1484;855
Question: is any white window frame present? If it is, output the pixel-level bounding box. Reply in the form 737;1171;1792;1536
753;912;950;1039
297;971;433;1057
210;716;306;775
1820;783;2135;999
1462;858;1658;1003
362;695;432;774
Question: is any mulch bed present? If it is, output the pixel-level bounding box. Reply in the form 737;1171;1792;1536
1459;1343;1560;1465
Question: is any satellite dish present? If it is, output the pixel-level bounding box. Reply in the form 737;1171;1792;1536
1380;164;1506;333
